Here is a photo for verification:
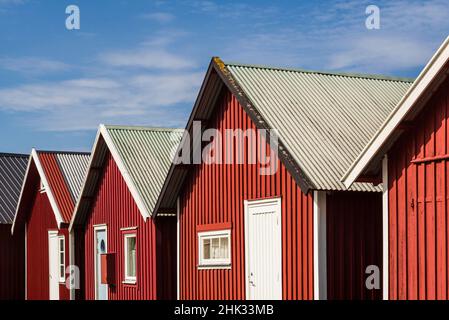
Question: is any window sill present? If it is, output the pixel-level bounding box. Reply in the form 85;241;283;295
198;264;231;270
122;279;137;285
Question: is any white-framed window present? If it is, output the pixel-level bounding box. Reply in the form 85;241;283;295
124;233;137;283
58;236;65;282
198;229;231;268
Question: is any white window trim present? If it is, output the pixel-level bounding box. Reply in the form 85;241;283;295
198;229;231;269
58;235;65;283
123;233;137;283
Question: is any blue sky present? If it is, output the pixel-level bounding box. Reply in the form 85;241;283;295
0;0;448;153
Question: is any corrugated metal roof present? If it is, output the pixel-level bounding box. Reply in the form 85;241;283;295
55;153;91;202
37;151;90;223
0;153;28;224
105;126;184;215
225;63;413;191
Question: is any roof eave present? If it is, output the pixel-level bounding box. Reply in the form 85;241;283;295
152;57;317;218
342;36;449;189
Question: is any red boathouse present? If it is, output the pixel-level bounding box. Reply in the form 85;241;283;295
345;36;449;300
0;153;28;300
153;58;412;300
12;149;90;300
70;125;182;300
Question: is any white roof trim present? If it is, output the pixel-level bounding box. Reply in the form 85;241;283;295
342;36;449;188
101;125;151;220
69;125;150;232
69;127;102;231
12;149;64;234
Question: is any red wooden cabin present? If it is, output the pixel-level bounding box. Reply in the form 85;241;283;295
0;153;28;300
12;149;90;300
345;36;449;300
153;58;412;300
69;125;182;300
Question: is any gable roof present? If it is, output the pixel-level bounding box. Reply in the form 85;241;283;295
12;149;90;232
343;36;449;188
225;62;412;192
70;125;183;230
0;153;28;224
152;57;413;215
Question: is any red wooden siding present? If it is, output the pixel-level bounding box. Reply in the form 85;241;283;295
326;191;382;300
388;77;449;300
81;152;175;300
0;224;25;300
25;167;70;300
179;89;314;300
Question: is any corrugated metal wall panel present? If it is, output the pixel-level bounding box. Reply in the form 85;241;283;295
326;191;382;300
388;77;449;300
81;152;175;300
179;90;314;300
0;224;24;300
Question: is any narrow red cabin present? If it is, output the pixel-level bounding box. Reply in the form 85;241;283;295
12;149;90;300
69;125;182;300
345;36;449;300
0;153;28;300
154;58;412;300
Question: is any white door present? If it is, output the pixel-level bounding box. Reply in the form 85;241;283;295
245;198;282;300
95;228;108;300
48;231;59;300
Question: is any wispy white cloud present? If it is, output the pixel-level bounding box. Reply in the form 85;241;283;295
100;32;195;70
0;57;70;75
101;49;194;70
0;32;202;131
0;72;202;130
141;12;175;23
220;0;449;74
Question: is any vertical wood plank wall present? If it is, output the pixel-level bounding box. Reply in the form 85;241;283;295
25;174;70;300
179;89;314;300
388;77;449;300
82;152;176;300
326;191;382;300
0;224;24;300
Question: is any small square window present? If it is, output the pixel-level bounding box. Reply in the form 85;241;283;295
58;236;65;282
198;229;231;268
124;234;137;283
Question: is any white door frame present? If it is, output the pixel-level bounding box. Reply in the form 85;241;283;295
93;224;108;300
244;197;282;300
48;230;59;300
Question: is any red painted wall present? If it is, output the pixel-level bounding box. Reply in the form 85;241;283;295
388;76;449;300
81;152;176;300
0;224;25;300
25;167;70;300
179;89;314;300
326;191;382;300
